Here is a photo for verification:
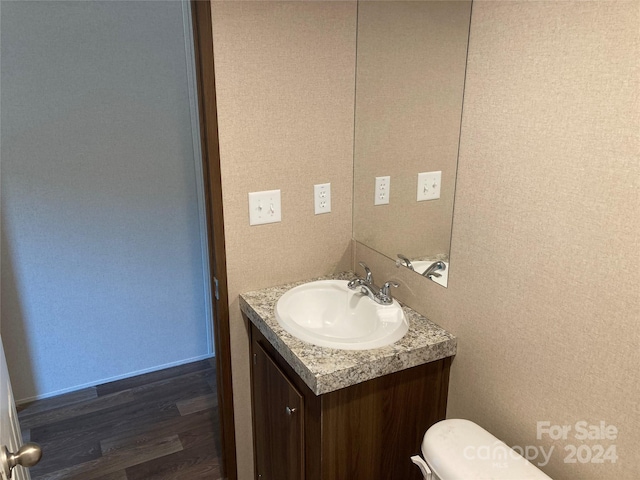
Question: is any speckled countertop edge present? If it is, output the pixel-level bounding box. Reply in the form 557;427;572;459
240;272;457;396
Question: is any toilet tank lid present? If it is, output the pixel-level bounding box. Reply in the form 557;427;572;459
422;419;553;480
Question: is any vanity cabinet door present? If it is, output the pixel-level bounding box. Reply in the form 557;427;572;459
252;341;305;480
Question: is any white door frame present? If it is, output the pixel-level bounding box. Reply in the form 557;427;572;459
181;0;215;355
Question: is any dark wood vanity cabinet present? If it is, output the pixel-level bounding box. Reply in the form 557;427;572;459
252;339;305;480
250;324;452;480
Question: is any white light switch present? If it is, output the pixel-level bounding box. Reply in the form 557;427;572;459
374;176;390;205
417;171;441;201
248;189;281;225
314;183;331;214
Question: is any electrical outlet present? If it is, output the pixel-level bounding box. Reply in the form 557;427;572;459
248;189;281;225
314;183;331;214
417;171;441;201
374;176;390;205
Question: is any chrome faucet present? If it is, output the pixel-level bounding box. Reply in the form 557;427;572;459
396;254;414;271
378;280;400;304
422;261;446;279
348;262;400;305
360;262;374;284
347;262;375;294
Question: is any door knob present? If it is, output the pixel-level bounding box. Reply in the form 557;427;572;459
1;443;42;478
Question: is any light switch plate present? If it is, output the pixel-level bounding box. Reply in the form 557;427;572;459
314;183;331;214
248;189;281;225
374;176;390;205
417;171;441;201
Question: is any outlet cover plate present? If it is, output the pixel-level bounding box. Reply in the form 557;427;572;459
314;183;331;214
248;189;282;225
374;176;390;205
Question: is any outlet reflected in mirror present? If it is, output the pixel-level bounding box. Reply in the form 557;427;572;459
352;0;472;287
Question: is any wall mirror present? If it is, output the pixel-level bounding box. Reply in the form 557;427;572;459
352;0;473;287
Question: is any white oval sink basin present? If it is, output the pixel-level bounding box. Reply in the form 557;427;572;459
275;280;409;350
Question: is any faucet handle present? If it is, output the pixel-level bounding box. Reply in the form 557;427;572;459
422;261;446;279
396;254;414;271
379;280;400;302
358;262;374;284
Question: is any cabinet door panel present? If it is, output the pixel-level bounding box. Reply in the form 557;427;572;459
252;341;304;480
321;359;449;480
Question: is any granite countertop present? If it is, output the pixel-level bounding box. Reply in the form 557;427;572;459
239;272;457;396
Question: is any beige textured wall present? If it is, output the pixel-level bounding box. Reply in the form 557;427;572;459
210;2;356;478
353;0;471;260
357;1;640;479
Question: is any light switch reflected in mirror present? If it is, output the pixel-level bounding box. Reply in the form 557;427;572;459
352;0;473;287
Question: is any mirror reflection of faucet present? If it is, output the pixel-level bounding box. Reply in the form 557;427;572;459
421;261;446;279
396;254;414;271
397;254;449;287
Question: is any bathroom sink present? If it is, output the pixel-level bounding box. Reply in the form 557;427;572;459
275;280;409;350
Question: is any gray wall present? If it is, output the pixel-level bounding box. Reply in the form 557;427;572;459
1;0;210;402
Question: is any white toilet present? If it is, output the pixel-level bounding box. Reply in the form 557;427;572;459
411;419;553;479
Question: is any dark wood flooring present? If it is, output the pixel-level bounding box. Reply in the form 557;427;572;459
17;359;223;480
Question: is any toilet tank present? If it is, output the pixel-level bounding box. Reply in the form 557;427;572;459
421;419;553;479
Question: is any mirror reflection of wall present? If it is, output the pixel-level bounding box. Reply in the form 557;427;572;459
352;0;472;286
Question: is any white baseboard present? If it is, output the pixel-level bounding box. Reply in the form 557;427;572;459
16;353;215;405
